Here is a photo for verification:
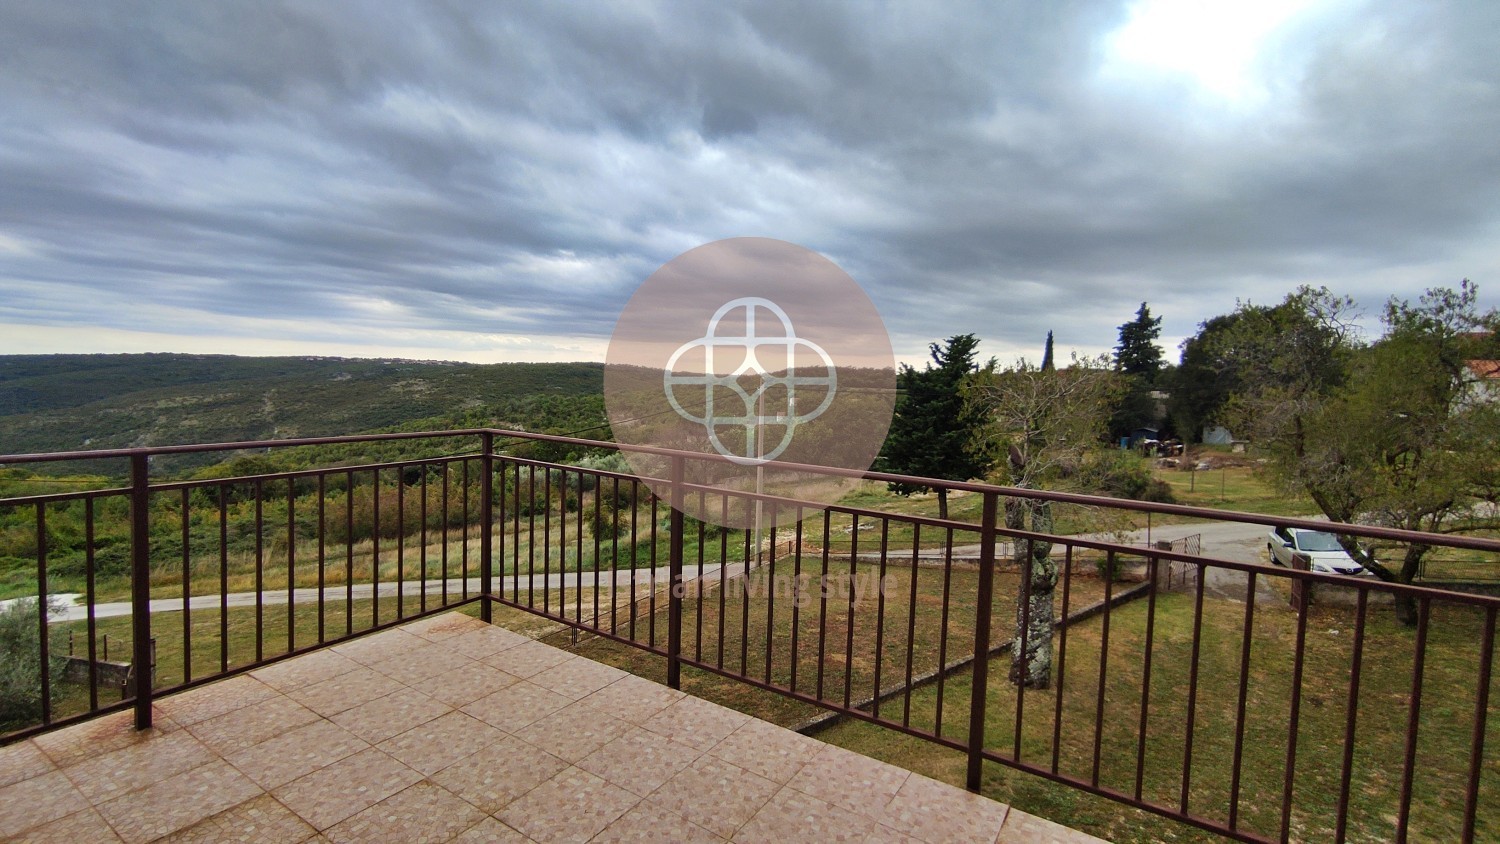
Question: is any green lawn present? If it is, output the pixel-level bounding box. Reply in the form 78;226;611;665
818;593;1498;844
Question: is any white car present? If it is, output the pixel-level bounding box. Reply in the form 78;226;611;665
1267;527;1369;576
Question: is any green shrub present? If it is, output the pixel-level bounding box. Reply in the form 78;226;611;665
0;597;67;731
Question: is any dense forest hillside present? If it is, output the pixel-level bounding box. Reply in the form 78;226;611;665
0;354;606;472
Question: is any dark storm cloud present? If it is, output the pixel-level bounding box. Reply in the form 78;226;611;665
0;1;1497;362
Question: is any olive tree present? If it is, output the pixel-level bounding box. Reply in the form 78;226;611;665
1222;282;1500;625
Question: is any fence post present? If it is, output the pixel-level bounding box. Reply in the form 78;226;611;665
480;432;494;623
666;455;685;689
967;490;999;791
129;453;153;730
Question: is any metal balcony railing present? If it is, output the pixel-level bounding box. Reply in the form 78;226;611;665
1;429;1498;843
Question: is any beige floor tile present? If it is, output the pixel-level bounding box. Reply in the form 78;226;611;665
272;747;422;831
513;701;633;763
460;680;573;732
648;755;779;839
731;786;879;843
0;770;91;839
527;656;628;700
577;727;702;797
62;728;216;804
451;816;530;843
592;800;726;843
95;760;261;844
250;648;362;692
785;743;910;816
376;710;505;776
327;628;428;665
640;696;751;752
482;639;576;678
497;766;640;844
158;793;315;844
324;780;484;843
32;707;180;768
707;718;822;784
186;694;322;755
445;625;530;660
996;808;1111;843
402;611;489;641
0;740;55;788
154;674;279;726
368;639;476;686
878;772;1009;843
576;674;686;725
429;734;568;814
287;666;405;717
224;718;369;789
8;806;123;843
424;662;523;707
329;685;451;743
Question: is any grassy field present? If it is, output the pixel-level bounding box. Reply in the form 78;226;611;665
818;593;1498;843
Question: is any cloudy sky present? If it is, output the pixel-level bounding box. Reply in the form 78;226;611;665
1;1;1497;367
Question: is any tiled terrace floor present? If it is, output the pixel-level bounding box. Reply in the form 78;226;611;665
0;612;1105;843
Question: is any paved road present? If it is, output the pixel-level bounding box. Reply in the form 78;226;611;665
13;517;1299;623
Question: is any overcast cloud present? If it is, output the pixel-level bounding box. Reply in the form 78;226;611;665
1;0;1497;366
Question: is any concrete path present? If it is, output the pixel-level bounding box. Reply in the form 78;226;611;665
38;564;730;623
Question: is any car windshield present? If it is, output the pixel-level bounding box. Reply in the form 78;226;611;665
1297;531;1346;552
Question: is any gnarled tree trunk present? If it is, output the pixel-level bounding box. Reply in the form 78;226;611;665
1009;499;1057;688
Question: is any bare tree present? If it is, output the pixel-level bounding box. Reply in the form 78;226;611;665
967;355;1121;688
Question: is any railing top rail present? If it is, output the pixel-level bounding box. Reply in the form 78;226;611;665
4;426;1500;554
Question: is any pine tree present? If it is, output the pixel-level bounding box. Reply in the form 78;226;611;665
1110;303;1166;439
880;334;995;518
1115;303;1164;378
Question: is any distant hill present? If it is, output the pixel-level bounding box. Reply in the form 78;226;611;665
0;354;606;471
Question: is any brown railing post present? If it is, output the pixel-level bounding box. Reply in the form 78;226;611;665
966;490;998;792
666;454;685;689
129;453;153;729
480;432;494;623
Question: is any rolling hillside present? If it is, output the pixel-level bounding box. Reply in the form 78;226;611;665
0;354;606;472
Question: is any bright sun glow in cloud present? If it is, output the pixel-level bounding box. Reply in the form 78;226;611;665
1104;0;1325;103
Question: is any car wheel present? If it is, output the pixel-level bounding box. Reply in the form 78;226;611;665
1267;543;1283;565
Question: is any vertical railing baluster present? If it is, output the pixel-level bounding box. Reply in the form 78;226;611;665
287;478;296;653
220;485;230;671
667;455;684;689
1180;562;1207;815
1462;605;1496;844
1092;552;1116;789
1280;573;1312;842
36;503;51;726
181;488;192;683
85;498;99;711
254;479;264;661
1227;570;1258;830
1334;588;1369;844
480;432;494;623
1135;555;1160;801
1396;596;1432;844
1051;544;1074;776
317;474;326;644
966;491;998;792
396;472;405;619
129;453;153;730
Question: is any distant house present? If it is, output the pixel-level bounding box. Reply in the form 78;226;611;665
1202;425;1233;445
1464;360;1500;403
